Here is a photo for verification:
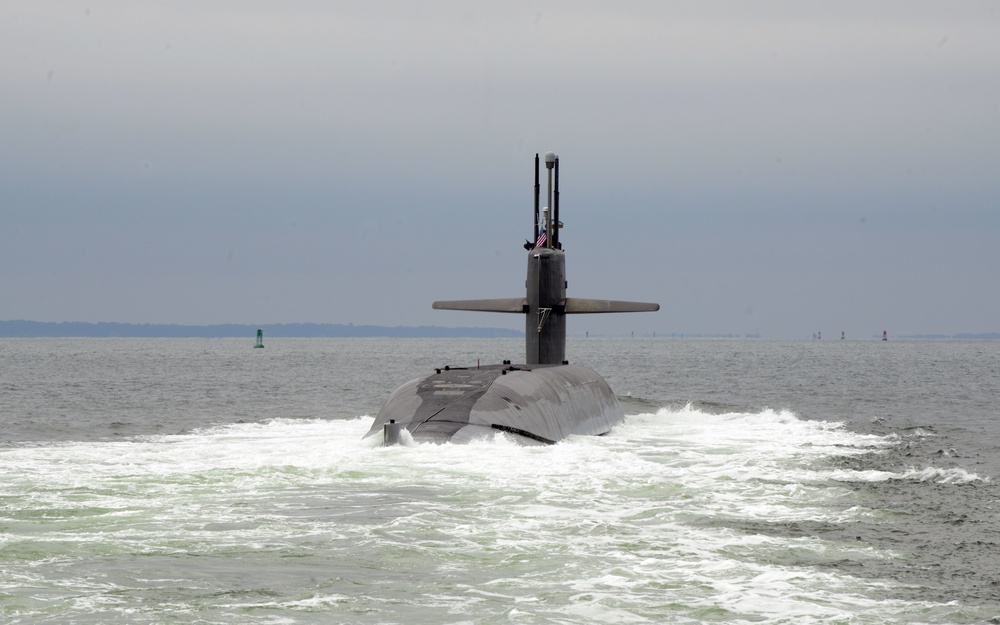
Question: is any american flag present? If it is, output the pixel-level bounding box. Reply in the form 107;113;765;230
534;229;547;248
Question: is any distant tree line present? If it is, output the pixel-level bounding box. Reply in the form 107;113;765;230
0;320;522;339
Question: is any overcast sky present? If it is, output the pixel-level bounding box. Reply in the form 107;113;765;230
3;1;998;338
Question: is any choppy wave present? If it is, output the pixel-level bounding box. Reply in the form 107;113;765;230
0;407;991;624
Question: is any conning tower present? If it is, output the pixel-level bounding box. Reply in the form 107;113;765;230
433;152;658;365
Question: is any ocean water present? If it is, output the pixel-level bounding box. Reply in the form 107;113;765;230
1;337;998;624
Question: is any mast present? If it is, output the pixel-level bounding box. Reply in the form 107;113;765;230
544;152;555;248
533;153;540;246
553;154;560;249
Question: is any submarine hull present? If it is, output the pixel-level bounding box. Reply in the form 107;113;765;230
365;363;624;445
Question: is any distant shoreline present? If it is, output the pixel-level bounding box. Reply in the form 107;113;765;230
899;333;1000;340
0;320;521;339
2;321;997;340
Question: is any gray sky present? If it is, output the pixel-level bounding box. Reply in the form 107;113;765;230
3;1;998;339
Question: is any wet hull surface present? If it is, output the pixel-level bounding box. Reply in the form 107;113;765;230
365;363;624;445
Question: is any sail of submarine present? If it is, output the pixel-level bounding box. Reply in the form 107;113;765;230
365;152;659;446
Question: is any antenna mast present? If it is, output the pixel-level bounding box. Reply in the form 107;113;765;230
544;152;556;248
533;154;540;246
553;155;560;249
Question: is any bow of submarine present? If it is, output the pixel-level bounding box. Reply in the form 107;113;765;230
364;363;624;445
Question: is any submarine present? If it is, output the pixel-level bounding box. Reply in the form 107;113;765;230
365;152;659;446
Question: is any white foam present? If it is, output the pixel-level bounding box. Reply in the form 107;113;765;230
0;408;983;624
900;466;987;484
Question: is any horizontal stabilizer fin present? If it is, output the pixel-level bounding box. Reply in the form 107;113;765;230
433;298;528;313
563;298;660;314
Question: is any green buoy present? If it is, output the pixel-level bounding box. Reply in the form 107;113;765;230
254;329;264;349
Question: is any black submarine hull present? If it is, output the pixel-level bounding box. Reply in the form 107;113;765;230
364;363;624;445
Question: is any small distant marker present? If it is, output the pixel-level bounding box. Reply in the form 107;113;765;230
254;329;264;349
